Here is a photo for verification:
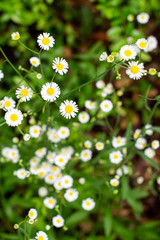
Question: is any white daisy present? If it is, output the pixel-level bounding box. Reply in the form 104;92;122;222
109;151;123;164
112;136;126;148
126;61;146;80
144;147;155;158
35;147;47;158
44;173;55;184
2;97;16;111
137;12;149;24
55;154;69;167
57;126;70;139
28;208;37;219
29;125;41;138
144;36;158;52
151;140;159;150
120;45;137;60
84;140;92;148
145;124;153;136
54;180;63;190
135;137;147;150
37;73;42;79
133;129;141;139
29;57;40;67
52;215;64;228
35;231;48;240
52;57;69;75
41;82;60;102
61;175;73;189
16;85;32;102
100;99;113;112
16;168;28;179
82;198;95;211
46;151;56;163
78;112;90;123
38;187;48;197
95;142;104;151
11;32;20;40
80;149;92;162
103;83;114;96
136;38;148;50
110;178;119;187
44;197;57;209
85;100;96;110
9;148;20;163
59;100;79;119
64;188;79;202
5;109;23;127
96;80;105;89
99;51;107;61
37;32;55;50
0;70;4;81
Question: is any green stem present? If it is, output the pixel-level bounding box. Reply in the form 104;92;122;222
16;100;21;109
106;117;114;132
57;61;121;101
24;221;27;240
17;126;24;135
51;72;57;83
0;121;6;127
39;49;44;80
18;40;39;55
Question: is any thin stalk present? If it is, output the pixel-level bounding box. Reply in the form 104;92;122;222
18;40;39;55
17;126;24;135
39;49;44;79
51;72;57;83
0;121;6;127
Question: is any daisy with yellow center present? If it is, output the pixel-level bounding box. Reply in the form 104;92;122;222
16;85;32;102
29;57;40;67
29;125;41;138
37;32;55;50
78;111;90;123
61;175;73;189
28;208;37;219
136;38;148;50
126;61;146;80
55;154;69;167
2;97;15;111
120;45;137;60
57;126;70;139
151;140;159;150
59;100;79;119
35;231;48;240
52;215;64;228
110;178;119;187
109;151;123;164
52;57;69;75
82;198;95;211
137;12;149;24
64;188;79;202
85;100;96;110
11;32;20;40
41;82;60;102
5;109;23;127
100;99;113;112
44;197;57;209
95;141;104;151
80;149;92;162
107;55;114;63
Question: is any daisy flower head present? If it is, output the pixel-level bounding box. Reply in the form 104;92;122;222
85;100;96;110
78;112;90;124
95;142;104;151
5;109;23;127
136;38;148;50
151;140;159;150
29;125;41;138
144;147;155;158
16;85;32;102
59;100;79;119
80;149;92;162
120;45;137;60
61;175;73;189
35;231;48;240
57;126;70;139
29;57;40;67
100;99;113;112
44;197;57;209
112;136;126;148
38;187;48;197
2;97;16;111
52;57;69;75
16;168;28;179
52;215;64;228
96;80;105;89
109;151;123;164
28;208;37;220
55;154;69;167
107;55;114;63
82;198;95;211
11;32;20;40
135;137;147;150
145;124;153;136
37;32;55;50
137;12;149;24
103;83;114;96
133;129;141;139
145;36;158;52
99;51;107;61
126;61;146;80
0;70;4;81
64;188;79;202
110;178;119;187
35;147;47;158
41;82;60;102
84;140;92;148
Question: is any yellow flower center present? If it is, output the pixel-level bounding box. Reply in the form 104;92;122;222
49;175;53;180
49;199;53;204
84;153;88;157
97;143;102;148
56;63;63;70
112;181;117;186
10;114;18;122
139;42;146;48
57;219;61;223
86;201;91;206
21;89;28;97
29;211;34;217
34;129;38;133
5;101;11;107
65;105;73;114
42;37;50;45
47;88;54;95
130;66;139;74
69;192;73;196
38;236;44;240
65;180;69;184
117;139;121;143
124;50;132;56
53;167;57;171
114;155;118;159
105;104;108;108
12;152;16;156
59;158;64;162
61;130;65;134
32;60;37;65
21;171;25;175
14;34;19;40
82;115;86;119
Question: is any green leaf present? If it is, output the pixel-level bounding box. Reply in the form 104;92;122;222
104;206;112;236
136;150;159;170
